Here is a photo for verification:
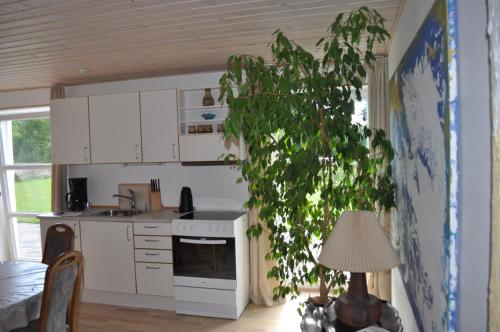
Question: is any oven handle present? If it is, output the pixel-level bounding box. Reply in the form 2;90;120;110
179;238;227;245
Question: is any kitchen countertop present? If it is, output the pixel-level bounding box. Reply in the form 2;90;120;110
37;208;186;223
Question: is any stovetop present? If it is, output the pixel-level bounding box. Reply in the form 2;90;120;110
172;210;247;237
178;210;246;221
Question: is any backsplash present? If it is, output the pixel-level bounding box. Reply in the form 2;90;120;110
68;163;248;211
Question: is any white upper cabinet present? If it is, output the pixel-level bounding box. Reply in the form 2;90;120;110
50;97;91;164
89;92;142;163
140;89;179;162
179;134;239;162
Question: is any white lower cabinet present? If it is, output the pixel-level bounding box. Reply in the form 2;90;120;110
133;222;174;297
39;218;176;303
136;263;174;296
80;221;136;294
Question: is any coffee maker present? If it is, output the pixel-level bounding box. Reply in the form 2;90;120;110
66;177;88;211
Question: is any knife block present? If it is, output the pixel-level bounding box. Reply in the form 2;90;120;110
149;192;163;211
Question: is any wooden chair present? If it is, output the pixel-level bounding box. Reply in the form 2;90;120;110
42;224;74;265
13;251;83;332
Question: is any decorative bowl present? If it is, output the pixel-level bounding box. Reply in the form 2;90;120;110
201;113;216;120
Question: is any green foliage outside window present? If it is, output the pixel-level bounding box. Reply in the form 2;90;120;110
13;118;51;164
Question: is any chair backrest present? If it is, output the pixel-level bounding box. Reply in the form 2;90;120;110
42;224;75;265
39;251;83;332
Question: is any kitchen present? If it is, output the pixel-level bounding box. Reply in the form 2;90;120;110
2;0;473;330
37;70;252;320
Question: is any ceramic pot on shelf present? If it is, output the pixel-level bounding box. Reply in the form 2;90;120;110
202;88;214;106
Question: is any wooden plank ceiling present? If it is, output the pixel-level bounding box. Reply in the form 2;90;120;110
0;0;402;91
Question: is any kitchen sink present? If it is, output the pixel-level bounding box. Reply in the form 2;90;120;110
92;209;144;217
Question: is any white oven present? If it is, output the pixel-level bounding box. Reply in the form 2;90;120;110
171;210;249;319
173;235;237;289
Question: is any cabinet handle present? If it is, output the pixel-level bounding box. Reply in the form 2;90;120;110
172;143;176;159
144;225;159;229
145;239;159;242
126;225;131;241
145;252;160;256
135;145;140;160
146;266;161;270
83;146;89;161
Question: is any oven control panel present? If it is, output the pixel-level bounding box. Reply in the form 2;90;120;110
172;219;235;237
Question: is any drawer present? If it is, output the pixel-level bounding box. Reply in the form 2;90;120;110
134;223;171;236
174;286;236;305
136;263;174;296
134;236;172;249
135;249;172;263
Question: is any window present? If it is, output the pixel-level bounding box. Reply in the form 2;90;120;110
353;85;369;126
0;106;51;261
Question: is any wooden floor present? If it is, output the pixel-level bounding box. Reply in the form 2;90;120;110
78;297;308;332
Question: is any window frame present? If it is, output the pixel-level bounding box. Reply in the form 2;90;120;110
0;106;51;260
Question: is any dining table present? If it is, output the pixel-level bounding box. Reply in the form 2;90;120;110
0;261;47;332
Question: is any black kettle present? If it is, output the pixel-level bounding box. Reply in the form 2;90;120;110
179;187;193;212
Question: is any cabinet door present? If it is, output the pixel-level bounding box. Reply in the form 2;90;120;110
89;93;142;163
136;263;174;296
140;89;179;162
80;221;136;294
179;134;239;162
50;97;91;164
39;219;82;252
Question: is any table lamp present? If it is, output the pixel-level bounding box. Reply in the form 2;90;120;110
318;210;400;328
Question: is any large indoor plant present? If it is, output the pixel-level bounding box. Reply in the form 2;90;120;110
219;7;395;306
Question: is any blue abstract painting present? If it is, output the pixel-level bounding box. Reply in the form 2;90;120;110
390;0;459;331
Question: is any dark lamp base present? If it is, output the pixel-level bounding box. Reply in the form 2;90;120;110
334;272;382;328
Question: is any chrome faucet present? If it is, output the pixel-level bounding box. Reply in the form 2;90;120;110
113;189;136;211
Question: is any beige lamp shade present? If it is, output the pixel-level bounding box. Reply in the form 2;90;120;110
318;210;400;273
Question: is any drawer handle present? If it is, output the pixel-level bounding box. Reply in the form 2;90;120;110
146;266;161;270
145;239;160;242
144;226;159;229
145;252;160;256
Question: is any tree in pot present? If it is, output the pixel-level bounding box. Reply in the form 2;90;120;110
219;7;395;307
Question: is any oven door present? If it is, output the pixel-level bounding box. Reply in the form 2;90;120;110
173;235;236;289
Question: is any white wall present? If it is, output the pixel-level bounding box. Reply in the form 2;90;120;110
387;1;434;331
66;71;225;97
387;0;435;78
0;87;50;110
456;0;491;330
66;71;248;211
69;163;248;210
389;0;491;331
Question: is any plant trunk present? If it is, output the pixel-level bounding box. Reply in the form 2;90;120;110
317;204;330;305
318;265;329;304
317;106;332;305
